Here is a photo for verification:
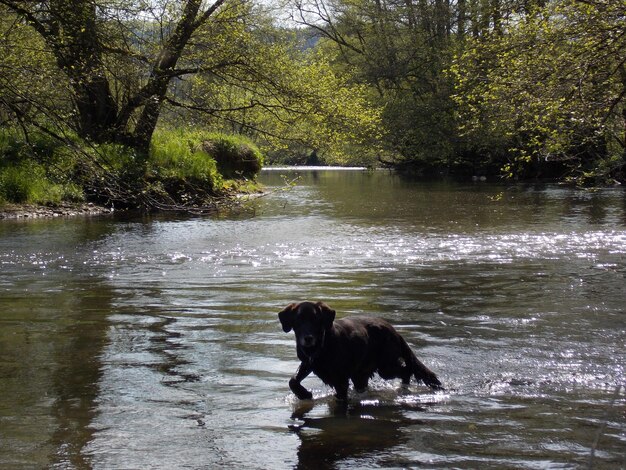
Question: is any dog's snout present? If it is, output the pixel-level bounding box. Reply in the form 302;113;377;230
302;335;315;347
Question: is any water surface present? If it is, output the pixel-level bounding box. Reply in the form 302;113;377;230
1;170;625;469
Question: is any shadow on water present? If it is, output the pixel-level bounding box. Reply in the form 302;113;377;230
0;218;117;469
287;391;438;470
146;316;202;385
48;284;113;468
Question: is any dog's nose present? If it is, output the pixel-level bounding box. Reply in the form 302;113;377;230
302;335;315;347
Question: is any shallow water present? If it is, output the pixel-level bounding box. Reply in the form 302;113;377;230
0;169;625;469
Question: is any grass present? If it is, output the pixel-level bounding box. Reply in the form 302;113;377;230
1;127;264;208
151;129;264;180
195;131;264;179
0;129;84;206
148;129;264;203
149;129;223;192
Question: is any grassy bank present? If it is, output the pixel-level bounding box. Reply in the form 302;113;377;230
0;128;264;211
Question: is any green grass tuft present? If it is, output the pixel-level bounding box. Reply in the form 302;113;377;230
1;127;264;208
0;129;85;205
149;129;224;193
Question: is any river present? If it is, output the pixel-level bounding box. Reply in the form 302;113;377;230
0;168;624;469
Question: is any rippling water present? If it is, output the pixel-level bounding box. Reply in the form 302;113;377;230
1;170;625;469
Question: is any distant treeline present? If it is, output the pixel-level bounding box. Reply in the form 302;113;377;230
286;0;625;184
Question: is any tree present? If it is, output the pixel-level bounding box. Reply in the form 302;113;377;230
182;37;382;164
0;9;68;134
286;0;463;173
0;0;258;155
0;1;383;208
1;1;381;162
451;0;626;183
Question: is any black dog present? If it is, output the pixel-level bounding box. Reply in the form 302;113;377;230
279;301;443;400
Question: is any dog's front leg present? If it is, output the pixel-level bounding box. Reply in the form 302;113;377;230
289;363;313;400
334;379;350;401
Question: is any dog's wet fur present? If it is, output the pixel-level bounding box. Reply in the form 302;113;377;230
279;301;443;400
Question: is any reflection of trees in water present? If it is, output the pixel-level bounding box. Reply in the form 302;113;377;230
146;316;201;384
0;278;115;468
0;218;119;468
48;283;114;468
290;397;429;469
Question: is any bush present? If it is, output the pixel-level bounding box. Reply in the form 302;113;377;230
0;165;32;203
0;129;61;163
0;129;85;205
148;129;224;204
0;127;264;208
0;161;74;205
149;129;264;185
75;143;141;202
199;133;264;180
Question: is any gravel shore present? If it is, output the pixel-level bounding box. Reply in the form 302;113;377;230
0;203;113;220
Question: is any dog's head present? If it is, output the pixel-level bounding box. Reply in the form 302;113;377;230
278;301;336;361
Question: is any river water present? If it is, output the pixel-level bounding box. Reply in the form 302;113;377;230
0;169;625;469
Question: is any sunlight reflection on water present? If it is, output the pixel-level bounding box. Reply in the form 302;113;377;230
0;171;625;469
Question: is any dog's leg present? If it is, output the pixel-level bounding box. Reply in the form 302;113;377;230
399;359;412;385
289;363;314;400
334;379;350;400
352;375;369;393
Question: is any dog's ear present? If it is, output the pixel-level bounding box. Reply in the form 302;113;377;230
316;302;336;330
278;303;298;333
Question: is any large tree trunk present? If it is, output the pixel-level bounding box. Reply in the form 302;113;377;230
71;75;119;143
131;0;226;154
132;0;204;154
1;0;226;155
49;0;119;143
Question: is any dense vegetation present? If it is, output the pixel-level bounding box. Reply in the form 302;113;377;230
289;0;625;183
0;0;378;208
0;127;263;208
1;0;624;209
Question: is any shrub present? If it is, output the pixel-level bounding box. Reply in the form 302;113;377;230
199;133;264;180
149;129;264;187
149;129;224;203
0;161;73;205
0;165;32;203
0;129;85;205
0;127;264;208
95;143;140;173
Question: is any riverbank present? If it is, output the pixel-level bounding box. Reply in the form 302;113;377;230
0;202;113;220
0;129;265;216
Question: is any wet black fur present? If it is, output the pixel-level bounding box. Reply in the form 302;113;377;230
279;301;443;400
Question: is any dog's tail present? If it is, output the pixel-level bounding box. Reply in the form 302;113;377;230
402;339;444;391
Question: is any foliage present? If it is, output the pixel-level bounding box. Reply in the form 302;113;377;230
286;0;461;171
450;0;626;183
0;10;69;135
285;0;626;182
0;0;241;153
198;133;264;179
0;126;264;207
0;129;84;205
2;0;624;195
166;20;383;166
0;0;385;208
0;1;381;159
149;129;223;194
